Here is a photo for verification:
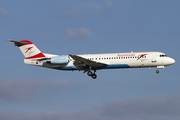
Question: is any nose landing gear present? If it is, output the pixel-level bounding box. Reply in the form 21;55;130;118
156;70;159;74
87;70;97;79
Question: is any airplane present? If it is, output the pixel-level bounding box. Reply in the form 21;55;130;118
7;40;175;79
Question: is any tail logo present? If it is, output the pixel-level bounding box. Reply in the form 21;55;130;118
25;46;34;53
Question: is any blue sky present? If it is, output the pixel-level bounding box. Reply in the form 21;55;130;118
0;0;180;120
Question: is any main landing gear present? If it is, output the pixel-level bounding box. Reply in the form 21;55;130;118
87;70;97;79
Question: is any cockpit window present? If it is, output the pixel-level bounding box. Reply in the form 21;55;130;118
160;54;167;57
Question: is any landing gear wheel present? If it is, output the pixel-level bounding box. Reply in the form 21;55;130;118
92;74;97;79
156;70;159;74
87;71;93;76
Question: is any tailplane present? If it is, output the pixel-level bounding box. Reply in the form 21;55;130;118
7;40;46;59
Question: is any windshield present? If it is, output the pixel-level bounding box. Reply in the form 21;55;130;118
160;54;167;57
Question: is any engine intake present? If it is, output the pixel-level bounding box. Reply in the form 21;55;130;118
46;56;69;64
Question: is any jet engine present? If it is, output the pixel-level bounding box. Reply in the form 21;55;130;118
46;56;69;64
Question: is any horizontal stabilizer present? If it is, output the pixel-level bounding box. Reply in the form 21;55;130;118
6;40;28;46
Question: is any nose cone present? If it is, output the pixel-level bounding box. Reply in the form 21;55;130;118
163;57;175;66
167;58;175;65
171;58;175;64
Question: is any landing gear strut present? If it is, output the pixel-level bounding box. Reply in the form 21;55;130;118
87;70;97;79
156;70;159;74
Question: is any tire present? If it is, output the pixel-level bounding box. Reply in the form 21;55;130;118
156;70;159;74
87;71;93;76
92;74;97;79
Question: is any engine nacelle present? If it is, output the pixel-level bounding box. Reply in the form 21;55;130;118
46;56;69;64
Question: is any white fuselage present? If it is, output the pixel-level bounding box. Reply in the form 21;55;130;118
24;52;175;71
8;40;175;79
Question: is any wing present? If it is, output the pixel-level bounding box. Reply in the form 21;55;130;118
69;55;107;69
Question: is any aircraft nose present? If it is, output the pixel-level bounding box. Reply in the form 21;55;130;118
171;58;175;64
169;58;175;65
163;57;175;66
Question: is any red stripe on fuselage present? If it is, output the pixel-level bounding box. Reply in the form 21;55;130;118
137;54;147;60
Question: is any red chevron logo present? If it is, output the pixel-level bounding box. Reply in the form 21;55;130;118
25;46;33;53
